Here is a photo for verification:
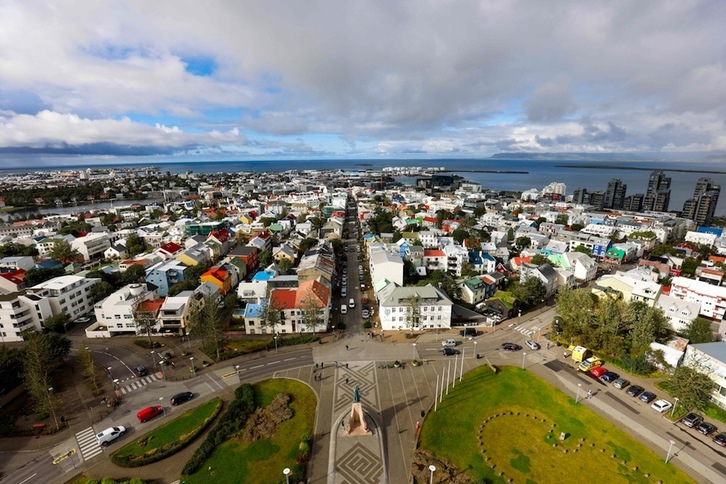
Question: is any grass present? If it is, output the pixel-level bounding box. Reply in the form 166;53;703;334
182;379;316;484
113;398;221;459
419;366;694;484
488;291;516;309
223;339;271;353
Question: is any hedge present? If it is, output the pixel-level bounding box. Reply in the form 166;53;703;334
111;399;223;468
181;384;257;476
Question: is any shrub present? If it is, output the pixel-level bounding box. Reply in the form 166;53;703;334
182;383;257;476
265;334;318;350
618;351;654;375
133;339;162;349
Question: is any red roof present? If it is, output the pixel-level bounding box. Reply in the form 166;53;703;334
270;288;297;310
203;267;229;282
138;298;164;314
208;229;230;244
159;242;182;254
296;279;330;308
0;269;26;286
423;216;437;223
424;249;445;257
513;256;531;266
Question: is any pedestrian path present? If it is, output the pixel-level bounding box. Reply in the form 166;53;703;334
75;426;102;461
119;374;158;394
515;326;534;336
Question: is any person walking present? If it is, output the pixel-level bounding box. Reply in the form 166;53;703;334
587;389;592;399
345;344;349;351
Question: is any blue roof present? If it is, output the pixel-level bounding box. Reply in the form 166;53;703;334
697;226;723;236
251;270;275;282
245;303;264;318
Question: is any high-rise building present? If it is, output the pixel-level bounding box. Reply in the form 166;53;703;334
589;191;605;210
682;178;721;226
643;170;671;212
605;178;627;209
572;188;589;204
623;193;644;212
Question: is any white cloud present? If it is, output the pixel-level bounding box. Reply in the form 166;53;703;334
0;0;724;158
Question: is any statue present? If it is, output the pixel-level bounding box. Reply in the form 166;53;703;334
343;385;371;436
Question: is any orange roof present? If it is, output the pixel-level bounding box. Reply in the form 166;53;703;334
424;249;445;257
203;267;229;282
710;255;726;264
138;298;164;314
296;279;330;308
270;288;297;310
513;257;531;266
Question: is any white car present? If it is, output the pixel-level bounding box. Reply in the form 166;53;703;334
96;426;126;447
441;339;457;348
525;340;540;350
651;399;673;413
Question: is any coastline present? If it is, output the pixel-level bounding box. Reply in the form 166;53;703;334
557;164;726;175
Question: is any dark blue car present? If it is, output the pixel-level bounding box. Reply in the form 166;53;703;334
600;371;619;383
640;391;656;403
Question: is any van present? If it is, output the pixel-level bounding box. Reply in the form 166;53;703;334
96;426;126;447
349;298;355;308
137;405;163;423
341;304;347;314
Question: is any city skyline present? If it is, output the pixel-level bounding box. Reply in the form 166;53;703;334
1;1;725;167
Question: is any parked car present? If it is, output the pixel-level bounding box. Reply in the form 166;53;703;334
442;348;458;356
651;399;673;413
170;391;194;406
612;378;630;389
442;339;457;348
590;366;608;378
96;426;126;447
600;371;619;383
137;405;163;423
713;433;726;447
75;316;92;324
626;385;644;397
361;309;370;319
697;421;717;435
640;391;656;403
524;340;540;350
501;342;522;351
459;328;477;337
681;413;703;428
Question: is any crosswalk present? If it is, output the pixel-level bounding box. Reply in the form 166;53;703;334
515;326;535;337
119;374;158;394
75;426;102;461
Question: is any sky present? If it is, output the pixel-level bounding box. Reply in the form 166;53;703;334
1;0;725;166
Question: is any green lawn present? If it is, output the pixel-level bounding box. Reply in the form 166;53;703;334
419;367;694;484
223;339;271;353
182;379;316;484
113;398;221;460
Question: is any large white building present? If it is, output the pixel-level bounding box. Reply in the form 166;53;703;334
670;276;726;322
0;291;53;342
655;294;700;333
377;283;453;331
72;232;111;261
93;283;158;336
26;275;99;321
369;249;404;288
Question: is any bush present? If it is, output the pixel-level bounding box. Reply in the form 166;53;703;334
182;384;258;476
363;321;372;329
133;339;162;349
617;352;654;375
265;334;318;350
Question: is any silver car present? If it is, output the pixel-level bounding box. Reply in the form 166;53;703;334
524;340;540;350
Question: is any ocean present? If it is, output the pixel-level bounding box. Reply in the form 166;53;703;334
6;159;726;216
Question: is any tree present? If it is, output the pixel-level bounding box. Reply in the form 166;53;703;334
451;228;469;245
258;249;272;268
666;365;715;413
259;295;283;337
21;332;70;429
125;234;146;257
682;317;715;343
555;214;569;226
121;264;146;285
681;257;699;277
133;300;157;349
77;346;102;395
404;294;421;336
419;271;460;301
629;305;668;354
299;291;325;333
91;281;115;302
573;244;592;255
187;294;226;360
297;237;318;255
512;277;546;308
570;223;585;232
49;240;80;266
278;257;293;275
530;254;550;266
25;267;65;286
0;346;24;393
44;313;71;334
514;236;531;250
651;244;677;257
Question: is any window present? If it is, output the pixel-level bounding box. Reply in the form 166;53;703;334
115;315;121;319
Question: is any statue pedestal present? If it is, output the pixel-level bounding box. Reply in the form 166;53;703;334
343;402;372;436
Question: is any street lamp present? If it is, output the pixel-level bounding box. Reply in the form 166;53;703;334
412;342;417;360
274;334;279;354
151;350;158;372
521;352;527;369
159;397;166;417
190;357;196;374
107;366;113;381
575;383;582;403
665;439;675;463
283;467;291;484
473;340;478;359
429;464;436;484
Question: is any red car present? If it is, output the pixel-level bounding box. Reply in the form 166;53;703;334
590;366;608;378
137;405;163;423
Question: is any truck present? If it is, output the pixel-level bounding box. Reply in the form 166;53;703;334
570;346;592;364
578;357;603;372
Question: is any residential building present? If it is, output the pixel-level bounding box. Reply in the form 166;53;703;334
201;264;234;296
184;221;226;237
369;250;404;288
643;170;672;212
655;294;700;333
93;283;159;336
682;178;721;226
592;270;662;306
259;278;331;334
145;259;188;297
423;249;446;272
0;270;26;294
26;275;100;320
670;276;726;322
605;178;627;209
520;263;559;297
157;291;192;335
71;232;111;262
377;283;453;331
0;256;35;271
0;291;53;342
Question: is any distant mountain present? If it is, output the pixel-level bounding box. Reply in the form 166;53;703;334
488;152;726;162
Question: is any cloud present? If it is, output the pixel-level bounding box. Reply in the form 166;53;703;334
0;0;724;159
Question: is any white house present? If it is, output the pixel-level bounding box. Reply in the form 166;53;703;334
92;283;158;336
655;295;700;333
670;276;726;322
685;231;718;247
0;256;35;271
26;275;100;320
377;283;453;331
369;250;404;288
71;232;111;262
0;291;53;342
563;252;598;282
